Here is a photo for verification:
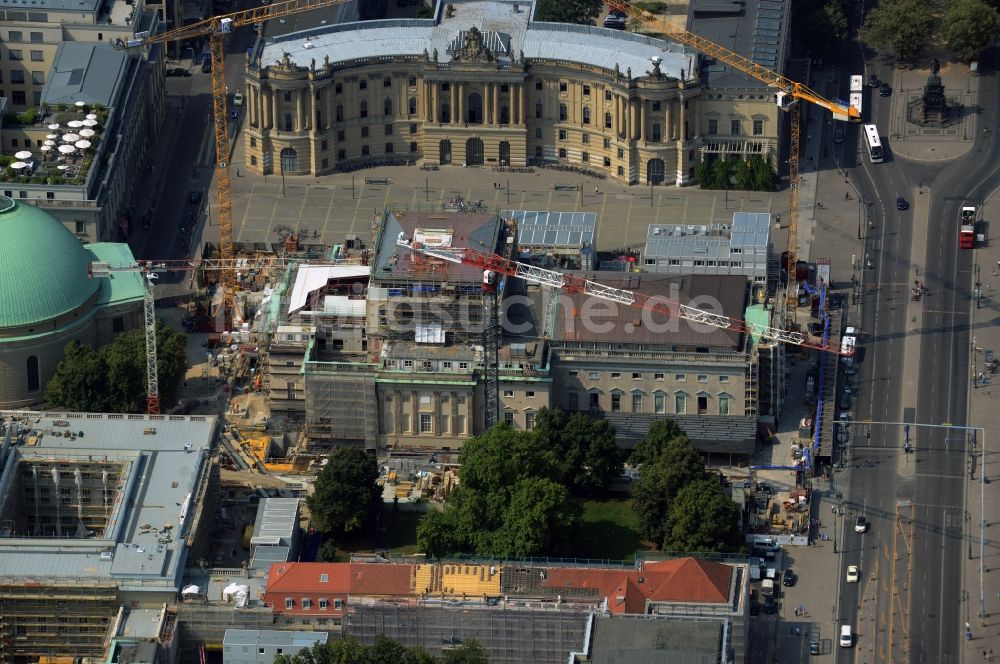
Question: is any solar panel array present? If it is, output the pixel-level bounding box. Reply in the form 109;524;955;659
502;210;596;248
752;0;785;70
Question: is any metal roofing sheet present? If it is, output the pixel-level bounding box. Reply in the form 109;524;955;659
502;210;596;248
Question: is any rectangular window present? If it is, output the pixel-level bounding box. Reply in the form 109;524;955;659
605;90;612;101
12;91;24;105
361;127;369;137
503;389;514;397
719;395;730;416
535;80;543;90
30;50;43;62
384;124;393;135
707;119;718;135
285;598;294;609
359;79;367;90
698;374;708;382
632;393;642;413
535;146;543;157
611;372;621;379
583;85;590;96
30;32;42;43
504;411;515;426
603;156;611;167
335;82;343;94
611;393;621;412
730;119;741;135
410;123;417;134
8;31;22;41
697;395;708;415
617;147;624;159
525;411;535;430
334;599;343;609
559;81;567;92
675;394;687;414
337;149;346;160
10;70;23;84
302;598;312;609
409;141;417;152
581;151;589;162
654;393;665;414
654;373;664;380
459;362;469;369
8;48;21;60
603;137;611;149
558;148;567;158
535;127;542;138
30;70;43;85
362;145;370;155
588;371;599;379
558;129;567;140
568;391;579;411
632;372;642;379
719;375;730;383
525;390;535;398
385;142;394;153
753;119;764;136
582;133;589;144
589;392;600;410
675;373;686;381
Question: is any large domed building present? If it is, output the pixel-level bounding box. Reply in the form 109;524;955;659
0;196;144;408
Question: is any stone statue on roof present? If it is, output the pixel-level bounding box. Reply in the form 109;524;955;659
276;51;294;71
433;48;439;62
627;67;632;80
310;58;316;71
423;47;430;61
324;54;332;72
454;25;493;63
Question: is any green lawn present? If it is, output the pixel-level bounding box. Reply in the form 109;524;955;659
578;499;653;562
335;508;423;559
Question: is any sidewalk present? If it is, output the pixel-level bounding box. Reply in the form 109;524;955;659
964;190;1000;663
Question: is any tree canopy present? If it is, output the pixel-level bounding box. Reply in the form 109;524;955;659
307;447;381;535
416;423;583;558
791;0;849;59
532;408;624;495
941;0;1000;61
696;155;776;192
272;635;488;664
44;321;188;412
630;422;743;553
860;0;933;61
533;0;602;24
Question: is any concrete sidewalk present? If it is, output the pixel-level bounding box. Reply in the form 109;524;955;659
963;190;1000;663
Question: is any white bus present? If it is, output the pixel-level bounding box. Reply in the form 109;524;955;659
863;124;883;163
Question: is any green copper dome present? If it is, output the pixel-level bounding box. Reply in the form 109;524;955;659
0;196;100;328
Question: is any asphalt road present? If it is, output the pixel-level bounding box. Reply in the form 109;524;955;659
831;45;1000;664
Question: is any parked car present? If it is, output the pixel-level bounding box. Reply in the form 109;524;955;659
896;197;909;210
855;516;868;533
166;67;191;77
868;74;880;88
879;83;892;97
782;569;796;587
839;625;853;647
233;91;244;107
846;565;860;583
839;392;852;411
603;16;626;28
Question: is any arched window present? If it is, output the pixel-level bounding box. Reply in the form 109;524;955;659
408;96;417;116
559;103;567;121
26;355;39;392
384;97;393;116
582;106;591;125
535;100;543;119
605;112;612;129
360;100;368;118
335;104;344;122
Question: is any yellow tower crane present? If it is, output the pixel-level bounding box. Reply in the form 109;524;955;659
113;0;351;319
605;0;861;321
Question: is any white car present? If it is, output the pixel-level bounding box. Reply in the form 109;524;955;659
839;624;853;647
233;91;244;107
846;565;859;583
855;516;868;533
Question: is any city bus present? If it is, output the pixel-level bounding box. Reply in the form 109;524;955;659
863;124;883;163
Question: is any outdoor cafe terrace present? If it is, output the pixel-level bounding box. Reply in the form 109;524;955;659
0;102;109;185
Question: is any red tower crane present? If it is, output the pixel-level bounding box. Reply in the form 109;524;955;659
395;237;851;356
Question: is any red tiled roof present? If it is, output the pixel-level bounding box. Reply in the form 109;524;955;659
265;562;351;595
540;557;733;614
348;562;415;596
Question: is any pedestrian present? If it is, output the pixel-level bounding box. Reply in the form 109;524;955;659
236;169;240;177
594;186;599;194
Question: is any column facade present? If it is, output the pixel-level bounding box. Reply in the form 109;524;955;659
493;83;500;124
457;82;464;123
450;83;457;124
640;101;647;142
666;99;673;140
272;91;279;131
518;83;525;124
295;91;303;131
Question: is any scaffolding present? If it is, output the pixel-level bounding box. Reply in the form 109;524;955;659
0;579;119;662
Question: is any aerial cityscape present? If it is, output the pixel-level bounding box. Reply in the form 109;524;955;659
0;0;997;661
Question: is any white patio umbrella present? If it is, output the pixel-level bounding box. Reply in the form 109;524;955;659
62;133;80;143
67;120;84;128
82;118;98;127
44;140;56;146
40;145;52;152
74;140;92;150
57;164;69;170
47;123;60;130
11;162;27;170
85;114;98;120
46;133;58;140
79;128;95;138
14;150;32;160
58;144;76;154
75;101;86;107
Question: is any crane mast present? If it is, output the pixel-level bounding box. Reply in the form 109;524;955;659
602;0;859;323
114;0;352;320
396;238;851;356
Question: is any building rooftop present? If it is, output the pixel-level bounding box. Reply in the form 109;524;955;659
262;0;694;81
42;43;128;108
223;629;330;649
502;210;596;250
287;264;370;316
373;210;503;282
265;562;416;596
0;412;216;589
585;615;725;664
644;212;771;260
250;498;299;548
688;0;789;88
0;0;100;13
599;413;757;455
550;273;748;350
